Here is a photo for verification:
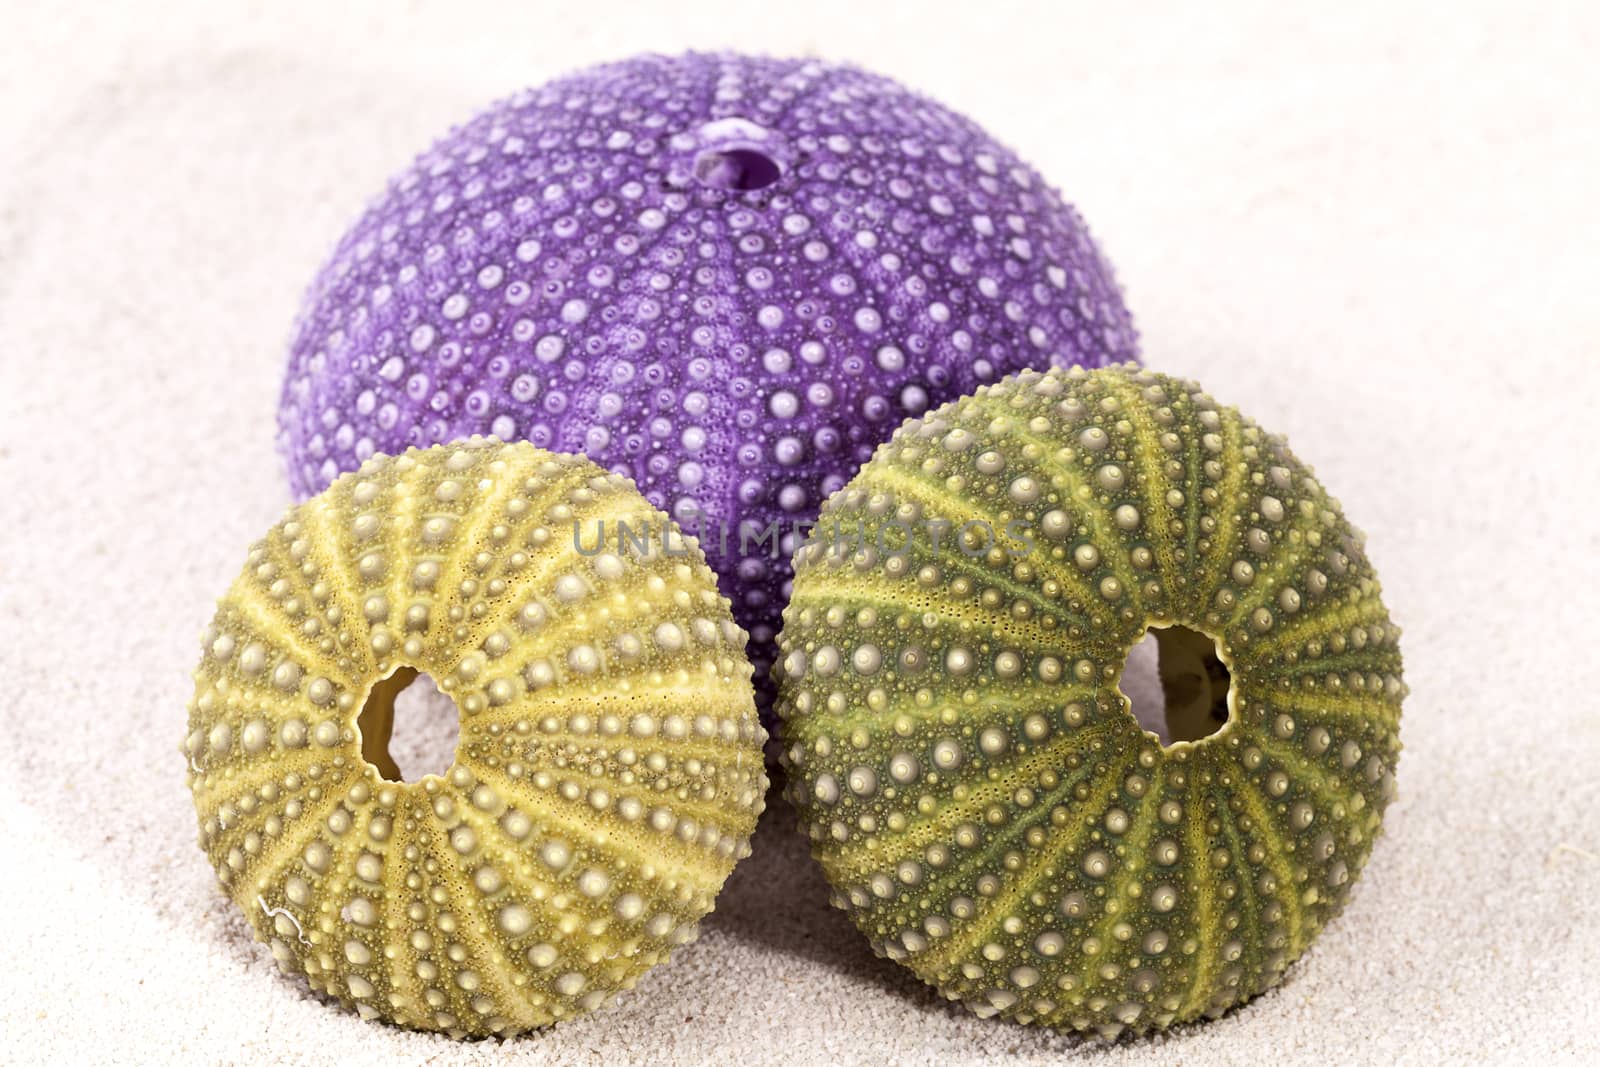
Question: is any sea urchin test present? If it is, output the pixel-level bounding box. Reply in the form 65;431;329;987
184;439;767;1035
776;365;1404;1035
277;52;1137;715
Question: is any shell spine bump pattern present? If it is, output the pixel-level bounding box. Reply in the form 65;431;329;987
184;439;767;1035
276;52;1137;718
775;364;1404;1035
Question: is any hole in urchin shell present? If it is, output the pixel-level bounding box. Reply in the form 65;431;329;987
1118;625;1234;748
692;146;782;191
356;667;461;782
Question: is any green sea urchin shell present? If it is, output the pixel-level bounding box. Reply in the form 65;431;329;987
775;364;1404;1036
183;439;767;1036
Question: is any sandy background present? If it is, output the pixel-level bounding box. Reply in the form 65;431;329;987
3;2;1597;1064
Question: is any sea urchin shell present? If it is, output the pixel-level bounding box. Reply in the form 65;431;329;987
184;439;767;1035
775;364;1404;1035
277;51;1137;718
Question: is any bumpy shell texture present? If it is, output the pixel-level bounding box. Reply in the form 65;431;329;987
277;51;1137;717
775;365;1404;1036
184;439;768;1036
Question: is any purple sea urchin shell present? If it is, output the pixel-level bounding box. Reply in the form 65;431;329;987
278;52;1137;717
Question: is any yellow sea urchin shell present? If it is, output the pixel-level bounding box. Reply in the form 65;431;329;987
184;439;767;1035
775;365;1404;1036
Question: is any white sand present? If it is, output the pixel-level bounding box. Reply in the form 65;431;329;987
3;2;1597;1063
